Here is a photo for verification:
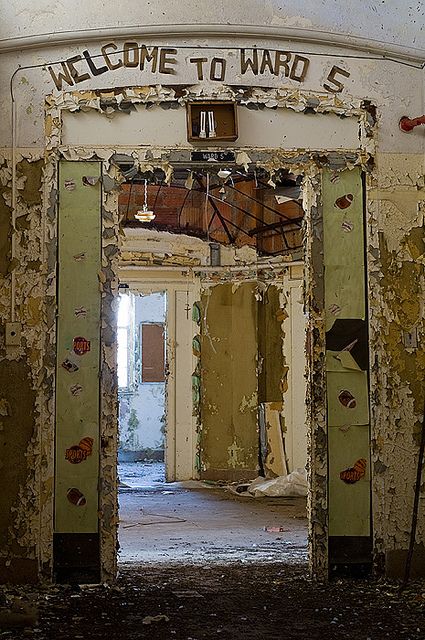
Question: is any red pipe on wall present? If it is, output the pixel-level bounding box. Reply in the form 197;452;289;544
399;115;425;132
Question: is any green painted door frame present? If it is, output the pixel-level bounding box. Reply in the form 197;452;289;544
54;161;102;583
323;168;372;568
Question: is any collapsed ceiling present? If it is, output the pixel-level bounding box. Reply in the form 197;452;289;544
118;168;304;256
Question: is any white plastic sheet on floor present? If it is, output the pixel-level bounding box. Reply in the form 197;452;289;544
230;469;308;498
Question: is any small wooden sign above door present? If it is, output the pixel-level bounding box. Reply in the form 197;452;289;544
190;151;236;162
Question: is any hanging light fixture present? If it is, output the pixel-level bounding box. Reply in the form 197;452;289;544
135;179;156;222
217;168;231;201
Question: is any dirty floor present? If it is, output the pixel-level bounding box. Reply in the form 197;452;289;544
1;563;424;639
118;462;308;563
0;465;423;638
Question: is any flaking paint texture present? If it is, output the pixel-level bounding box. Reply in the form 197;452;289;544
0;176;11;276
258;285;284;404
0;360;37;582
2;75;423;583
368;154;425;570
0;152;48;582
200;283;259;480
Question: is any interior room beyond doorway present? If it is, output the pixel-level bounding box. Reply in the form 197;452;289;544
118;291;167;466
116;162;309;566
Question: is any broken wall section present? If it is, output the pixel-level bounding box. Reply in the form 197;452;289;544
198;263;306;482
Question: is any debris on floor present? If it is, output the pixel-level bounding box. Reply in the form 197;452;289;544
119;470;307;564
0;598;38;629
142;614;170;625
121;510;187;528
172;590;203;598
230;469;308;498
0;564;423;639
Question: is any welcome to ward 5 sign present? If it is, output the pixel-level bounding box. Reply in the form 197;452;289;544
48;43;351;93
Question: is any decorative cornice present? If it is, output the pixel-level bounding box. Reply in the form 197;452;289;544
0;23;424;64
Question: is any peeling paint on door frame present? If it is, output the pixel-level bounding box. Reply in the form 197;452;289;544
0;82;377;582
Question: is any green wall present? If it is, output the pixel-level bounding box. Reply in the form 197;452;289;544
323;168;371;541
55;161;102;534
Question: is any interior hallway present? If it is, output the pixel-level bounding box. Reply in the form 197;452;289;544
118;462;307;564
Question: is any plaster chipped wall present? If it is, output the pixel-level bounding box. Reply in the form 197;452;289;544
304;170;328;580
368;153;425;573
200;282;259;481
0;80;374;582
0;150;49;582
99;167;121;583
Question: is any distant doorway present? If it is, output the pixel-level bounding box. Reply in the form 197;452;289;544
117;291;166;467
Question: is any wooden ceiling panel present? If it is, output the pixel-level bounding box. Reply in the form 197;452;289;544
118;172;304;255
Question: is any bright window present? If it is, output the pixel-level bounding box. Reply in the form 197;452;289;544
117;294;132;389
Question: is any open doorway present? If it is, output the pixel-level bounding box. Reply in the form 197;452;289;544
116;163;309;565
49;92;373;580
117;291;167;490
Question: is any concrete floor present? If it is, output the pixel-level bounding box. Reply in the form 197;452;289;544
118;462;308;564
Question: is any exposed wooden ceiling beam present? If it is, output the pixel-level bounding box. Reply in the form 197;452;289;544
248;218;304;236
194;174;234;243
224;183;302;223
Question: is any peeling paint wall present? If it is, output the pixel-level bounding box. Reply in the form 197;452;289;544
0;361;37;583
200;282;259;481
194;261;307;481
0;150;49;583
0;165;11;276
368;154;425;576
1;1;424;582
258;285;284;404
